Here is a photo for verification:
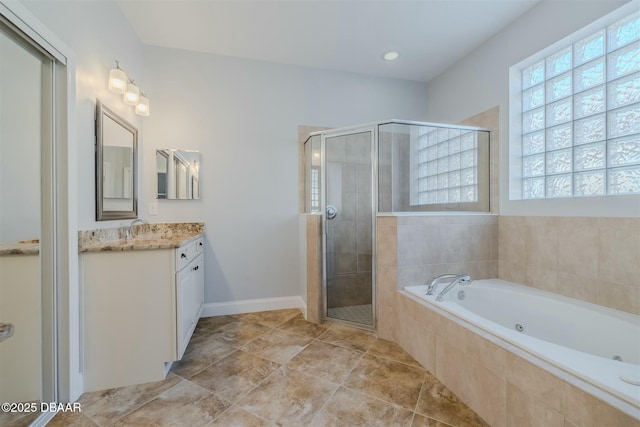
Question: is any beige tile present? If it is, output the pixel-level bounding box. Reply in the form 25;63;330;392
47;411;99;427
78;373;182;426
211;405;274;426
463;356;506;427
170;335;236;379
113;380;231;427
193;315;239;337
377;265;399;303
287;341;363;384
556;217;598;278
367;338;423;368
318;323;377;352
0;409;40;427
410;413;452;427
434;336;467;400
524;265;558;293
206;320;270;347
498;260;525;284
398;265;427;288
277;313;330;338
415;371;489;427
506;383;563;427
506;353;563;413
377;216;398;227
377;224;398;267
344;354;425;410
241;329;312;364
555;271;599;305
238;367;338;426
309;386;413;427
189;350;279;403
465;332;506;376
498;216;525;265
524;216;559;270
231;309;300;328
376;305;397;341
562;382;640;427
597;282;640;315
598;217;640;288
395;322;436;374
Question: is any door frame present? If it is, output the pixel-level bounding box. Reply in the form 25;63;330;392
320;126;377;330
0;0;80;412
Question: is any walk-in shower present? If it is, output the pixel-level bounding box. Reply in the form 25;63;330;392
304;120;490;329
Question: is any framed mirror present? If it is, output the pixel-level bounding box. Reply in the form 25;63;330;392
95;100;138;220
156;149;201;200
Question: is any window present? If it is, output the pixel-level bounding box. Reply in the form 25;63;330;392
412;127;479;205
512;10;639;200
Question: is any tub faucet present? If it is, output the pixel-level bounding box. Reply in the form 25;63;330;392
436;274;472;302
127;218;148;239
426;274;463;296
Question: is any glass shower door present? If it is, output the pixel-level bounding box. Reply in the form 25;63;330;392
324;129;374;327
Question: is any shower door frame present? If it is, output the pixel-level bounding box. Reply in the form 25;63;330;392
320;125;378;331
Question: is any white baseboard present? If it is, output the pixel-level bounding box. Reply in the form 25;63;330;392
202;296;307;319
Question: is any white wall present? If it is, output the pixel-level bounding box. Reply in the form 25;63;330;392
22;0;145;230
142;46;428;303
422;0;637;216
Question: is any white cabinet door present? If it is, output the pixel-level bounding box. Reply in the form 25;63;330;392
176;253;204;358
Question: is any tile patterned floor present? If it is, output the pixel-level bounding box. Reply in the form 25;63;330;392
39;309;488;427
327;304;372;325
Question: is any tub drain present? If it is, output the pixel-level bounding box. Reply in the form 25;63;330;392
515;324;525;332
457;290;465;300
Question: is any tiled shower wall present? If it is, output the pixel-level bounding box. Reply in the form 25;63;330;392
499;215;640;315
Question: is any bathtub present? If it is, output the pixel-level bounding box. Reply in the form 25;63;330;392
403;278;640;415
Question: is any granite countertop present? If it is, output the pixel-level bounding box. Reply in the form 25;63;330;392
0;239;39;256
79;222;204;253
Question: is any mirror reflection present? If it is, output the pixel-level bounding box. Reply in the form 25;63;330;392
96;100;138;220
156;149;201;200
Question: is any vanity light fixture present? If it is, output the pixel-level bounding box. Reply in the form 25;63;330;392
107;60;150;116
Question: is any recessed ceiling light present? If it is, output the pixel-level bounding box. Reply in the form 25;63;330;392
383;51;399;61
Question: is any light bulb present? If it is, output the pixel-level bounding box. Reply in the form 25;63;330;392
123;83;140;105
108;67;127;94
135;95;150;116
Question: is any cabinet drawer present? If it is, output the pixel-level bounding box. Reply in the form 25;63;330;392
176;237;203;271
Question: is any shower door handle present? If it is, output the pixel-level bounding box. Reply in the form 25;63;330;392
0;322;14;343
326;205;338;220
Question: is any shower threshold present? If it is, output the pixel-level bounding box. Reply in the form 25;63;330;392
327;304;372;325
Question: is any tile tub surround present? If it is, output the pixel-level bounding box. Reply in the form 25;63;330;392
376;213;640;426
78;222;204;252
499;216;640;315
393;291;640;427
48;309;489;427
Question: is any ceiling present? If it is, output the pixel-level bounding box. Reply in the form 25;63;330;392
116;0;540;82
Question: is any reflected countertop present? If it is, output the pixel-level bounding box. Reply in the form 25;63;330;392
0;239;39;256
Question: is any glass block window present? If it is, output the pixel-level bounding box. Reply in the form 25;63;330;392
310;168;319;212
413;127;478;205
518;11;640;199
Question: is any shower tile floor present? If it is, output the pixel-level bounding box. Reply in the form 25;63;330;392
41;309;488;427
327;303;372;325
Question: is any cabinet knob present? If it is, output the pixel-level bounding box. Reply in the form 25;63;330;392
181;253;187;258
192;265;199;271
199;242;203;246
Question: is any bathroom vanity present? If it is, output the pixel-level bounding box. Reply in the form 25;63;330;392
79;223;204;392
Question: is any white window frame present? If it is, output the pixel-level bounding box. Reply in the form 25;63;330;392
507;0;640;217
